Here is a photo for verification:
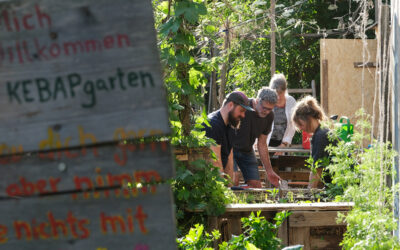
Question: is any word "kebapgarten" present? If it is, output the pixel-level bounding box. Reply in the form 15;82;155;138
6;68;155;108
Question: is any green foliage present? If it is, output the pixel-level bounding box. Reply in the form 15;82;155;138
177;224;221;250
219;211;291;250
324;111;400;249
173;159;236;235
178;211;291;250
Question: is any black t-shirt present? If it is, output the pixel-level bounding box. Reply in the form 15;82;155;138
202;110;231;168
311;125;336;167
230;100;274;152
311;125;337;184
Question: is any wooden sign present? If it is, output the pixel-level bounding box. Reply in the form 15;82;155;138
0;186;176;249
0;142;177;249
0;0;170;153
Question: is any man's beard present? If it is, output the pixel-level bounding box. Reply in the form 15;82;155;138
228;110;241;129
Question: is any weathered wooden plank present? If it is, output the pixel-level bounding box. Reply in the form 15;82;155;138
0;185;176;249
0;142;173;198
289;227;310;250
224;203;354;213
0;0;170;153
277;217;288;246
278;171;310;181
310;234;343;250
289;211;347;227
270;156;309;169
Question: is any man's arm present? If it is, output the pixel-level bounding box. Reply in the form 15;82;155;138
224;149;234;186
210;145;224;172
257;133;281;187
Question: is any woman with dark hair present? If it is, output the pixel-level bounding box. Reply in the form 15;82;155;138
292;96;335;188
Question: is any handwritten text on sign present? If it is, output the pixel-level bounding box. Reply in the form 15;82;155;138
0;187;176;249
0;0;170;152
0;142;176;249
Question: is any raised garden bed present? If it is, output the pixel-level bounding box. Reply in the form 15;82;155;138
209;202;353;250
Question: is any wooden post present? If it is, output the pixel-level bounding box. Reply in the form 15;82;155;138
322;60;329;113
270;0;276;76
277;217;289;246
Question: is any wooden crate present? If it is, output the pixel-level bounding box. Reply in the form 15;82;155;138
209;202;352;250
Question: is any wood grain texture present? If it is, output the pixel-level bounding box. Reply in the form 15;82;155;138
289;211;346;227
224;202;354;212
0;142;173;198
0;0;170;153
0;185;177;249
289;227;310;250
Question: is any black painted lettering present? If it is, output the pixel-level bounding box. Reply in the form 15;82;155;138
82;81;96;108
53;77;68;100
7;81;21;103
36;78;51;102
68;73;81;97
116;68;126;90
22;80;34;102
140;72;155;87
96;80;108;91
128;72;138;87
108;77;116;90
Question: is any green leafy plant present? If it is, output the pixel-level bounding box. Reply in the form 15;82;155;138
172;158;236;235
219;211;291;250
177;224;221;250
324;110;400;249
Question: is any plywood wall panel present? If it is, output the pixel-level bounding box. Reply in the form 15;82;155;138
320;39;378;135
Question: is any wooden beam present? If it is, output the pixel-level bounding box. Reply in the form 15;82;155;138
288;89;313;94
289;211;347;227
224;202;354;212
353;62;377;68
277;218;289;246
322;59;329;113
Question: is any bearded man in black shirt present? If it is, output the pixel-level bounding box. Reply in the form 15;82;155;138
203;91;254;183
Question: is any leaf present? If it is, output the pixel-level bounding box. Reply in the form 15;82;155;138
254;9;264;16
252;0;267;6
175;1;207;24
245;242;260;250
328;4;338;10
205;25;217;34
160;17;181;36
172;103;185;110
173;33;196;46
176;49;191;63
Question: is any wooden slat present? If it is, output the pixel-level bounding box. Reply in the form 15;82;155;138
278;171;310;181
270;156;309;169
277;218;288;246
0;0;170;153
310;234;343;250
289;227;310;250
0;142;172;198
288;89;313;94
322;59;329;113
289;211;347;227
224;202;354;213
0;185;177;249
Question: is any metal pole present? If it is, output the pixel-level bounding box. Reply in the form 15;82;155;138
391;0;400;238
